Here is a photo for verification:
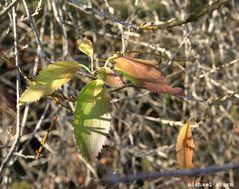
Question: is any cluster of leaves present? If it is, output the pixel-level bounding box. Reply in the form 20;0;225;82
18;37;192;184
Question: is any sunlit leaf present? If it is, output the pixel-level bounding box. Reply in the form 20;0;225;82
96;67;123;88
113;55;184;96
74;79;111;162
18;61;81;105
176;122;195;184
79;37;94;58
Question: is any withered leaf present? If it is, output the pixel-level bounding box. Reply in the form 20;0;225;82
113;55;184;96
176;122;195;184
96;67;123;88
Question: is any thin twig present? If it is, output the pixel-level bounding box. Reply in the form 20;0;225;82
0;0;21;19
68;0;229;31
17;102;50;156
102;162;239;185
160;17;204;69
109;83;135;93
22;0;52;63
51;0;68;59
197;58;239;79
138;0;230;30
0;4;21;176
13;152;35;160
31;0;44;17
68;0;138;30
110;91;149;103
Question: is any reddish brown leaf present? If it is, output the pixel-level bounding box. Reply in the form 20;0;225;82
97;67;123;88
113;55;184;96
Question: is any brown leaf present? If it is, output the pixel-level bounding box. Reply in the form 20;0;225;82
176;122;195;184
113;55;184;96
97;67;123;88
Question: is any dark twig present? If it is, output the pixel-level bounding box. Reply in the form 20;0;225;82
67;0;138;30
102;163;239;185
109;83;135;93
68;0;229;31
22;0;52;63
0;4;21;176
139;0;230;30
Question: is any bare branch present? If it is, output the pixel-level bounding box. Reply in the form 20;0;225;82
0;4;21;176
22;0;52;63
67;0;138;30
68;0;230;31
102;162;239;185
139;0;230;30
160;17;204;69
0;0;21;19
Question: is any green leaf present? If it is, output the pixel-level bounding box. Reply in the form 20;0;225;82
18;61;81;105
74;79;111;162
79;37;94;58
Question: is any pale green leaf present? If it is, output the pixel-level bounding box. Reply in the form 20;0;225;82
74;79;111;162
79;37;94;58
18;61;81;105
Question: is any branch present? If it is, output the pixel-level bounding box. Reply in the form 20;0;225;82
139;0;230;30
102;162;239;185
197;58;239;79
160;17;204;69
67;0;138;30
0;0;21;19
0;4;21;176
22;0;52;63
68;0;230;31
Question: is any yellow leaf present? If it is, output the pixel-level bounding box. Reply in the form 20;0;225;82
79;37;94;58
18;61;81;105
176;122;195;184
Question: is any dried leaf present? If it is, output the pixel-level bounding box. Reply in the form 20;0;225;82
73;79;111;162
176;122;195;184
18;61;81;105
113;55;184;96
96;67;123;88
79;37;94;58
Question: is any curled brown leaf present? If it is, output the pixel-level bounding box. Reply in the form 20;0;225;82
176;122;195;185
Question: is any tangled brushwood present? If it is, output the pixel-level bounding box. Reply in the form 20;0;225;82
0;0;239;188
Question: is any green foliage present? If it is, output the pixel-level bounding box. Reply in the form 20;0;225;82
73;79;111;162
